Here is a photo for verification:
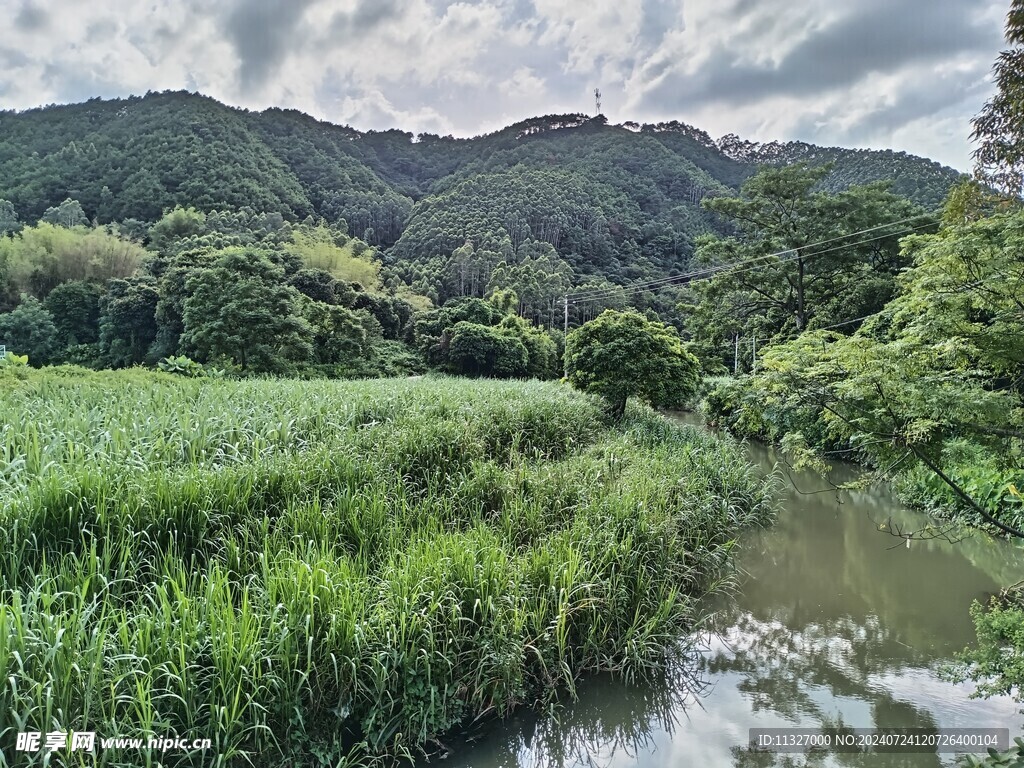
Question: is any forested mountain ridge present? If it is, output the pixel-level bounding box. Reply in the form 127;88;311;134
0;91;964;283
716;133;960;208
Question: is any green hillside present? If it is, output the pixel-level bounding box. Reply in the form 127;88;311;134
0;91;964;282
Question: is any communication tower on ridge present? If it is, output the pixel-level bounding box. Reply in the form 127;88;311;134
594;89;602;115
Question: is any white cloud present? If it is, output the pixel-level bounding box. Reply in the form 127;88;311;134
0;0;1011;169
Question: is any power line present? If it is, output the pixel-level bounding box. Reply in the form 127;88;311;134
566;214;935;302
569;221;937;304
809;276;991;332
817;313;882;331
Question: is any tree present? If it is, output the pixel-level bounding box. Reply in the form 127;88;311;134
44;280;102;347
743;206;1024;539
487;242;574;326
181;249;313;372
0;295;59;365
0;223;145;299
565;310;701;419
288;268;351;305
149;206;207;254
684;165;932;370
301;298;369;365
40;198;88;228
446;321;528;378
498;314;559;379
414;297;504;366
0;200;19;235
286;225;382;291
972;0;1024;197
98;277;160;367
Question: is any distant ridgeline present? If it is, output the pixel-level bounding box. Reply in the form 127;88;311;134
0;91;964;286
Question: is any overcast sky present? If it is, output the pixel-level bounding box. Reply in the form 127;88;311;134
0;0;1011;170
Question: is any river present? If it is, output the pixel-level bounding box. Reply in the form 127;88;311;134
437;419;1024;767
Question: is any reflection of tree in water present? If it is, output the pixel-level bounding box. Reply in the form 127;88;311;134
437;662;710;768
711;612;946;768
707;612;933;721
730;743;945;768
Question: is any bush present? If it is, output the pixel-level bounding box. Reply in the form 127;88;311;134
447;321;528;378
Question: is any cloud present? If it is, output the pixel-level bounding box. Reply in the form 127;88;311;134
13;1;48;31
0;0;1011;169
223;0;320;95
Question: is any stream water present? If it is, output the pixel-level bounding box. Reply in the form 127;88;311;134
438;419;1024;767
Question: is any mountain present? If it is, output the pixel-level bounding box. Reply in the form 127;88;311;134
0;91;965;284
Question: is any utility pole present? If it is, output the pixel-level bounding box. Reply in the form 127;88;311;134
563;296;571;379
734;333;740;375
752;334;757;375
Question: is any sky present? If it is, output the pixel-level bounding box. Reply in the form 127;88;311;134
0;0;1012;170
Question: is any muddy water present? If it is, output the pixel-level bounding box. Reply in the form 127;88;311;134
438;422;1024;767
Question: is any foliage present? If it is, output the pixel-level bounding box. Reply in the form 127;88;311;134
286;225;382;291
415;297;505;366
499;314;560;379
0;294;58;365
682;164;934;370
0;221;145;300
149;205;207;253
714;205;1024;538
0;199;18;235
43;279;102;347
181;249;313;373
487;241;574;326
98;276;160;368
156;354;225;378
446;321;529;378
972;0;1024;197
717;134;965;210
301;298;370;366
566;310;702;419
959;738;1024;768
0;371;773;765
945;583;1024;704
0;350;28;368
40;197;88;228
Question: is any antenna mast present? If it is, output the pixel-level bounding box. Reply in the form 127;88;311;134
594;88;602;115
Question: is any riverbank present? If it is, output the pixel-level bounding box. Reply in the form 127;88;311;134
437;424;1024;768
0;369;774;765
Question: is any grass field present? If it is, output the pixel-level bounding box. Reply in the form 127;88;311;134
0;368;774;766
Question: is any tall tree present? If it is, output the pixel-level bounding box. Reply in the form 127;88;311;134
44;280;102;348
684;165;932;368
745;206;1024;539
0;200;18;235
182;249;313;372
98;277;160;368
973;0;1024;197
40;198;88;228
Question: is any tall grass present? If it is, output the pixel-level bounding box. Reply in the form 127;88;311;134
0;368;774;766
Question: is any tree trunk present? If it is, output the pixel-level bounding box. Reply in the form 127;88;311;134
795;249;807;331
609;393;628;421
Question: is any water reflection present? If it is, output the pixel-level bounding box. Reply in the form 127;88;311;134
436;427;1024;768
435;664;709;768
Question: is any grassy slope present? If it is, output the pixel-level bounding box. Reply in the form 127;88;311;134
0;369;773;765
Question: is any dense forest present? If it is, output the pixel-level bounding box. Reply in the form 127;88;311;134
0;91;961;284
0;90;965;380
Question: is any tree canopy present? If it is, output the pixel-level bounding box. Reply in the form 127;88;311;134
565;309;701;418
